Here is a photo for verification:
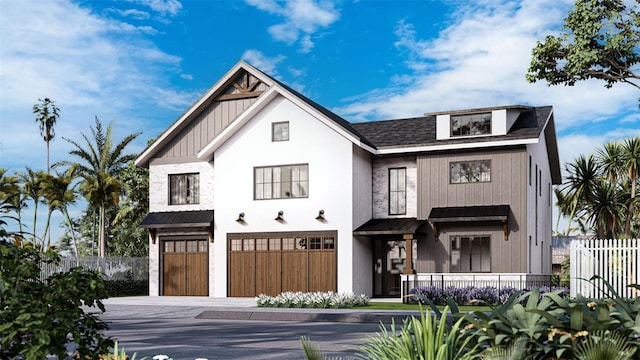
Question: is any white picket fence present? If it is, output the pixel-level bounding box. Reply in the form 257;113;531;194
570;238;639;298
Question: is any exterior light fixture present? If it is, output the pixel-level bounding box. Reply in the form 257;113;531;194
275;210;284;221
315;209;325;221
236;212;245;223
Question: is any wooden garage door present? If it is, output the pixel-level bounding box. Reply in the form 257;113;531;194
228;233;336;297
162;239;208;296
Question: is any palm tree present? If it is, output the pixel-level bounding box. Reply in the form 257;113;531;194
620;137;640;237
33;98;60;173
596;141;625;183
553;187;571;235
587;179;625;239
60;117;140;257
17;167;45;247
39;166;81;258
562;155;600;236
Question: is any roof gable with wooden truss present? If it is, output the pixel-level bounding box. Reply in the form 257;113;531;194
136;61;374;167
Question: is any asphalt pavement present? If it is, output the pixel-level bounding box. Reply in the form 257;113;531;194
94;296;418;359
99;296;420;324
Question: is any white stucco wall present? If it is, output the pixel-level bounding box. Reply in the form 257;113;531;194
211;95;362;297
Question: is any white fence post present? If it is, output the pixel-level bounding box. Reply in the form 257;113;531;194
570;238;639;299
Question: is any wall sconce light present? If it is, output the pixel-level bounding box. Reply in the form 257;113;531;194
275;210;284;222
236;212;245;223
315;209;325;221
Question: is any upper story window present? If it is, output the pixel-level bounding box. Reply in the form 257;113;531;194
169;173;199;205
450;160;491;183
272;121;289;142
451;113;491;137
389;168;406;215
255;164;308;199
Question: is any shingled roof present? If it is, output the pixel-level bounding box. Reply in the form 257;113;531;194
351;106;552;149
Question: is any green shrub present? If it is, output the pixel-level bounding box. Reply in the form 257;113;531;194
104;279;148;297
0;240;113;359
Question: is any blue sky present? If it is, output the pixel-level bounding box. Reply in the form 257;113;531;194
1;0;640;241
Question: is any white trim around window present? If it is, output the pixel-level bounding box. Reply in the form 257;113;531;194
254;164;309;200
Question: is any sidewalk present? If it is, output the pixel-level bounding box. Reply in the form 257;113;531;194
99;296;420;324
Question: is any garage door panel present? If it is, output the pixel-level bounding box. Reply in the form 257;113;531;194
163;254;186;296
186;253;208;296
230;252;256;297
281;252;308;292
256;252;281;296
309;252;336;292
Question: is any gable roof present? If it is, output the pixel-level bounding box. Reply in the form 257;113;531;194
135;61;560;184
136;61;375;167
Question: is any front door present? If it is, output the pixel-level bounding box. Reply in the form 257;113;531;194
373;240;406;297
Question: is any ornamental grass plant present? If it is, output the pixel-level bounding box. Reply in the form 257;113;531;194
256;291;369;308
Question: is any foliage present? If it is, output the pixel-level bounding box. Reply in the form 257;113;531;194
408;285;569;306
59;117;141;257
556;137;640;238
104;279;149;297
33;98;60;172
256;291;369;308
573;330;636;360
355;306;481;360
460;279;640;360
527;0;640;94
0;240;113;359
109;160;149;257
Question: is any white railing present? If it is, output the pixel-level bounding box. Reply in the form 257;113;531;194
570;238;639;299
40;256;149;281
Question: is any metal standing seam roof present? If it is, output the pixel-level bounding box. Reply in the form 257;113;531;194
428;205;510;222
140;210;214;228
353;218;431;236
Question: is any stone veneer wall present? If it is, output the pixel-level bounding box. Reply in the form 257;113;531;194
372;156;417;218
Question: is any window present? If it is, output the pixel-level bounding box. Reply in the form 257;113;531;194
529;156;532;186
169;173;199;205
450;236;490;272
272;121;289;141
254;164;309;199
451;113;491;136
389;168;407;215
450;160;491;183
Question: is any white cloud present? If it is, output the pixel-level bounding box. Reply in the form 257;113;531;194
133;0;182;16
0;0;196;175
241;49;286;75
116;8;151;20
181;74;194;80
337;0;639;134
244;0;339;52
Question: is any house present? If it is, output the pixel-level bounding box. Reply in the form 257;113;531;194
136;61;561;298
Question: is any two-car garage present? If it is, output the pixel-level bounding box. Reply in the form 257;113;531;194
143;212;338;297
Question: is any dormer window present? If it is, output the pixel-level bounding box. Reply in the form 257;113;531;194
451;113;491;137
272;121;289;141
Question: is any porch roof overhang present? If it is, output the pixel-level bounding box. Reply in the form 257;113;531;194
353;218;430;236
140;210;214;229
427;205;510;223
427;205;511;241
